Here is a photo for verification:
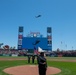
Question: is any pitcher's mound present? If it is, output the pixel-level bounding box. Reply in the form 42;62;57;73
3;65;61;75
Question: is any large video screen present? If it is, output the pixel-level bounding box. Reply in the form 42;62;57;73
22;37;52;50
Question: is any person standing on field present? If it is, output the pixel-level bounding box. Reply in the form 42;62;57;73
28;55;31;63
37;52;47;75
32;55;35;64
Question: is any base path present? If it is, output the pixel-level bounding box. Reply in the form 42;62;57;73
3;65;61;75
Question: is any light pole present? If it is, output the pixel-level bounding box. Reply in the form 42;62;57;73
65;44;67;51
72;46;73;50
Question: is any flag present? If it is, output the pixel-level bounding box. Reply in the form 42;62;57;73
34;47;38;54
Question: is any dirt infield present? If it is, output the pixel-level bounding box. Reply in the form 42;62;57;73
3;65;61;75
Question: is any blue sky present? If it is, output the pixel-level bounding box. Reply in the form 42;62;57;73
0;0;76;50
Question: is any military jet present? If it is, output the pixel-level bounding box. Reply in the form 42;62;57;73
35;15;41;18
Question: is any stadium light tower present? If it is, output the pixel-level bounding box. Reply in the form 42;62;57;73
17;26;24;50
47;27;52;51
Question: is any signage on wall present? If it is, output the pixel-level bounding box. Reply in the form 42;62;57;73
18;35;23;39
19;26;23;32
18;39;22;45
18;45;22;49
47;27;51;33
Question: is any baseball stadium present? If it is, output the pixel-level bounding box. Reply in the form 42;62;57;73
0;26;76;75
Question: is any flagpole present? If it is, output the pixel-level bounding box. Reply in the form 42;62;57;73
61;41;62;51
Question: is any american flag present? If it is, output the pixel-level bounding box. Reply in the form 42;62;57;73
34;47;38;54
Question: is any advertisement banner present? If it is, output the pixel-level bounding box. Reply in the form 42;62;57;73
18;39;22;45
19;26;23;32
47;27;51;33
18;45;22;50
18;35;23;39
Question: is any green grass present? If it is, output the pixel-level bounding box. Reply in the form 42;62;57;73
0;57;76;75
48;61;76;75
47;57;76;60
